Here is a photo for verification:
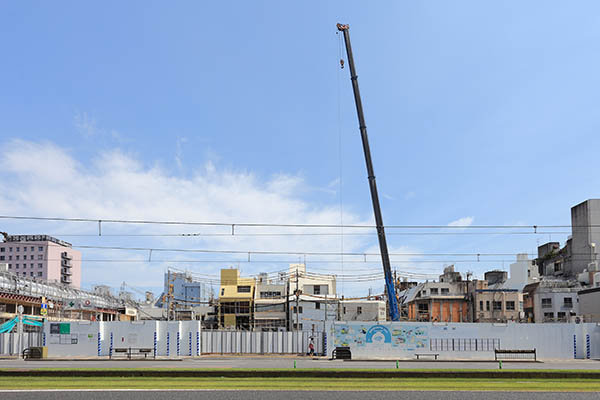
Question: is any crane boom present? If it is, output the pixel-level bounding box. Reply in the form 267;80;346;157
337;23;400;321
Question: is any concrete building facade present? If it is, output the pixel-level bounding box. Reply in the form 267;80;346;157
0;235;81;288
406;266;469;322
523;280;581;323
578;286;600;322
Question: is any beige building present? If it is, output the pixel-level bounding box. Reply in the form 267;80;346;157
217;268;255;330
254;273;287;331
340;299;386;322
472;288;523;322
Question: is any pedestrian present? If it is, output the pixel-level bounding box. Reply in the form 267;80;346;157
308;340;315;357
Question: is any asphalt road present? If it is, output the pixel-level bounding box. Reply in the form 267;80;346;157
0;391;597;400
2;357;599;370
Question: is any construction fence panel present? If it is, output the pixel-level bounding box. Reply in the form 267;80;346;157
0;332;42;356
200;330;324;355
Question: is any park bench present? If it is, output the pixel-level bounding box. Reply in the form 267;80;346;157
332;346;352;360
494;348;536;361
110;347;156;360
414;353;439;360
22;347;43;360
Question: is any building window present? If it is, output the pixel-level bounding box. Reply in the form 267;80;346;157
343;307;346;314
8;256;11;260
9;247;12;251
293;306;303;314
8;264;11;269
563;297;573;308
15;264;19;269
37;272;42;277
557;312;566;321
221;288;225;296
357;306;362;315
479;301;483;311
38;263;43;268
441;288;449;294
22;272;26;276
315;302;320;310
430;288;439;295
313;285;321;295
237;286;251;293
0;248;4;252
16;247;19;252
30;255;34;260
38;255;43;260
486;301;490;311
543;312;554;321
418;303;429;313
493;301;502;311
30;246;34;251
506;301;515;311
38;246;43;251
15;255;19;260
0;256;3;261
23;247;27;252
30;271;33;276
541;298;552;308
519;301;524;311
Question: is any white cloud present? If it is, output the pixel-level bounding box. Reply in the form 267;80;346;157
73;112;98;137
0;139;387;294
175;136;187;170
448;216;475;227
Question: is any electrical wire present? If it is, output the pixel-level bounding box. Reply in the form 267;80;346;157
0;214;591;229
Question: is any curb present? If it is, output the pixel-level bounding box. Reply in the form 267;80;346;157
0;370;599;379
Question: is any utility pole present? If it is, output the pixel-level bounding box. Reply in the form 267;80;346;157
17;305;24;359
295;265;299;331
337;23;399;321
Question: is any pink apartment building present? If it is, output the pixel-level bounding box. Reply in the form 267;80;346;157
0;235;81;288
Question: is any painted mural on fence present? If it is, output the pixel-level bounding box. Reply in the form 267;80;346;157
333;323;429;351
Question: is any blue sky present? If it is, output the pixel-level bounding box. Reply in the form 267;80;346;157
1;2;599;297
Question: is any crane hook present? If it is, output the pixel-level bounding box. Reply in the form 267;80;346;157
340;59;345;69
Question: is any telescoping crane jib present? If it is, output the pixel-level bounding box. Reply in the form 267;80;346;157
336;23;400;321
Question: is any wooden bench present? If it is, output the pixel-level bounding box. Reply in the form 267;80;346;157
332;346;352;360
415;353;439;360
494;349;536;361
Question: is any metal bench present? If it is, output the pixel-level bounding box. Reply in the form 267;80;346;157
22;347;43;360
332;346;352;360
110;347;155;360
494;349;536;361
415;353;439;360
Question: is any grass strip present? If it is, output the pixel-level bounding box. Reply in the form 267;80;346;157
0;377;599;391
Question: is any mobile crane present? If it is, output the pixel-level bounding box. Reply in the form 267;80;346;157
337;23;400;321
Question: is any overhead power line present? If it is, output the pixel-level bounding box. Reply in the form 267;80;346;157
0;214;590;229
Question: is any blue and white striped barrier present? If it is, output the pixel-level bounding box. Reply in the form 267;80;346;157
196;331;200;356
189;332;192;356
573;335;577;359
586;334;591;359
109;333;113;357
166;332;170;356
97;332;101;357
177;332;180;356
153;332;157;357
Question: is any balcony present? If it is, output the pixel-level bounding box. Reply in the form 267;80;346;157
62;268;72;276
61;276;72;284
61;252;73;260
61;259;72;268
